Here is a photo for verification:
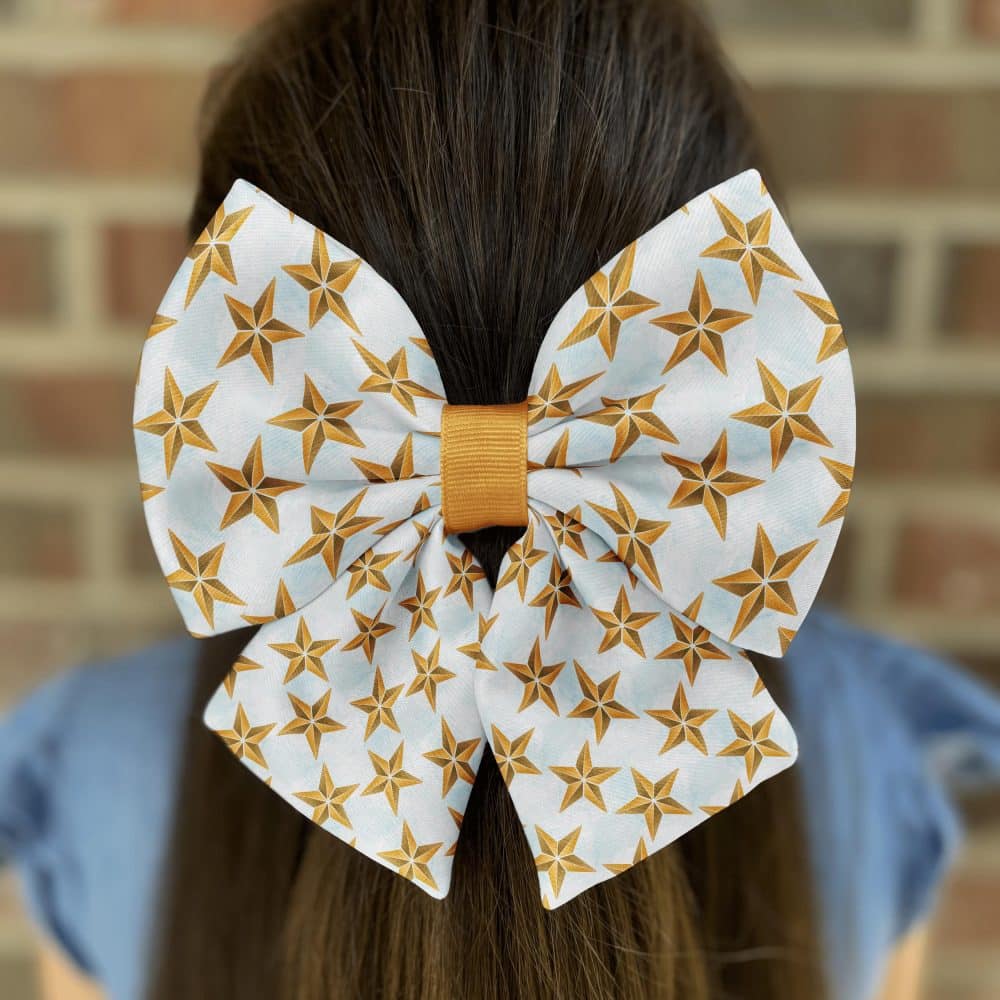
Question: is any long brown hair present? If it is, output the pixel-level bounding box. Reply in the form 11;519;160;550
150;2;826;997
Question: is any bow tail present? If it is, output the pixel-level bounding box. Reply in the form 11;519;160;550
202;511;492;898
476;502;798;908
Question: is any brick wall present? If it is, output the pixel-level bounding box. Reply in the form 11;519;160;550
1;0;998;997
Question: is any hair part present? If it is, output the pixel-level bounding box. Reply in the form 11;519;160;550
151;2;824;998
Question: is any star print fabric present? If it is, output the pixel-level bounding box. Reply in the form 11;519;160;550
133;168;854;907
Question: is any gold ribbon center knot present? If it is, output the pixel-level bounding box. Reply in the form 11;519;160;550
440;401;528;535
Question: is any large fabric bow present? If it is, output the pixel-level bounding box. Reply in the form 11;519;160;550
134;169;854;907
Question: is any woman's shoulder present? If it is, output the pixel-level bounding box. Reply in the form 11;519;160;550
0;635;200;997
783;609;1000;999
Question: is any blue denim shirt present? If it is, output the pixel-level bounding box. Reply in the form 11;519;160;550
1;609;998;1000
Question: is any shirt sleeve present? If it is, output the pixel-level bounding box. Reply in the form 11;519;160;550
0;668;97;976
786;611;1000;1000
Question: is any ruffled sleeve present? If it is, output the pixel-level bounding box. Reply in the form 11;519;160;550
0;668;96;975
785;610;1000;1000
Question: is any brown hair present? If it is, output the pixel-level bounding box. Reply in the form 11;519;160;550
150;2;826;997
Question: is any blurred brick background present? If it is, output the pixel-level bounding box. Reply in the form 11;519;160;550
0;0;998;997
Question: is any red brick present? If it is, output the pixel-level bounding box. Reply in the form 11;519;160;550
0;70;205;178
942;244;1000;340
817;522;853;606
0;501;83;578
96;0;275;27
750;88;1000;190
0;225;56;321
104;222;187;325
856;396;1000;477
0;373;136;457
893;518;1000;614
797;239;898;335
967;0;1000;39
124;504;162;576
55;71;205;178
0;73;58;175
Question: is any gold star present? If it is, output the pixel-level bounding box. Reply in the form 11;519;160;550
279;689;345;758
528;428;582;474
184;203;253;306
819;456;853;525
424;718;481;796
378;821;442;891
647;682;717;755
284;490;380;578
282;228;361;331
550;741;620;812
363;741;422;814
268;616;338;683
139;482;164;502
242;579;296;625
655;594;729;684
222;654;263;697
543;507;588;559
591;586;659;657
558;242;657;360
457;613;498;671
294;763;357;827
617;767;690;837
268;376;363;474
496;521;547;600
445;806;463;857
527;365;603;423
604;837;648;874
218;278;304;383
589;484;670;590
713;524;818;641
146;313;176;339
662;431;763;539
353;340;443;416
350;665;403;740
206;436;303;532
504;637;566;715
717;709;790;780
490;725;541;784
701;779;745;816
134;368;218;477
568;661;638;742
398;570;441;638
406;638;456;710
534;825;595;897
529;557;581;638
701;196;800;304
444;549;486;609
797;290;846;362
165;532;244;628
375;493;432;546
732;360;832;470
342;603;396;663
214;703;273;769
352;433;415;482
651;270;751;374
345;548;400;598
581;387;678;462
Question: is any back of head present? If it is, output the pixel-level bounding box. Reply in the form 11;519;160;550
152;2;825;998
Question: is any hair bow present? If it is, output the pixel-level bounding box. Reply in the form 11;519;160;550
134;169;854;907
